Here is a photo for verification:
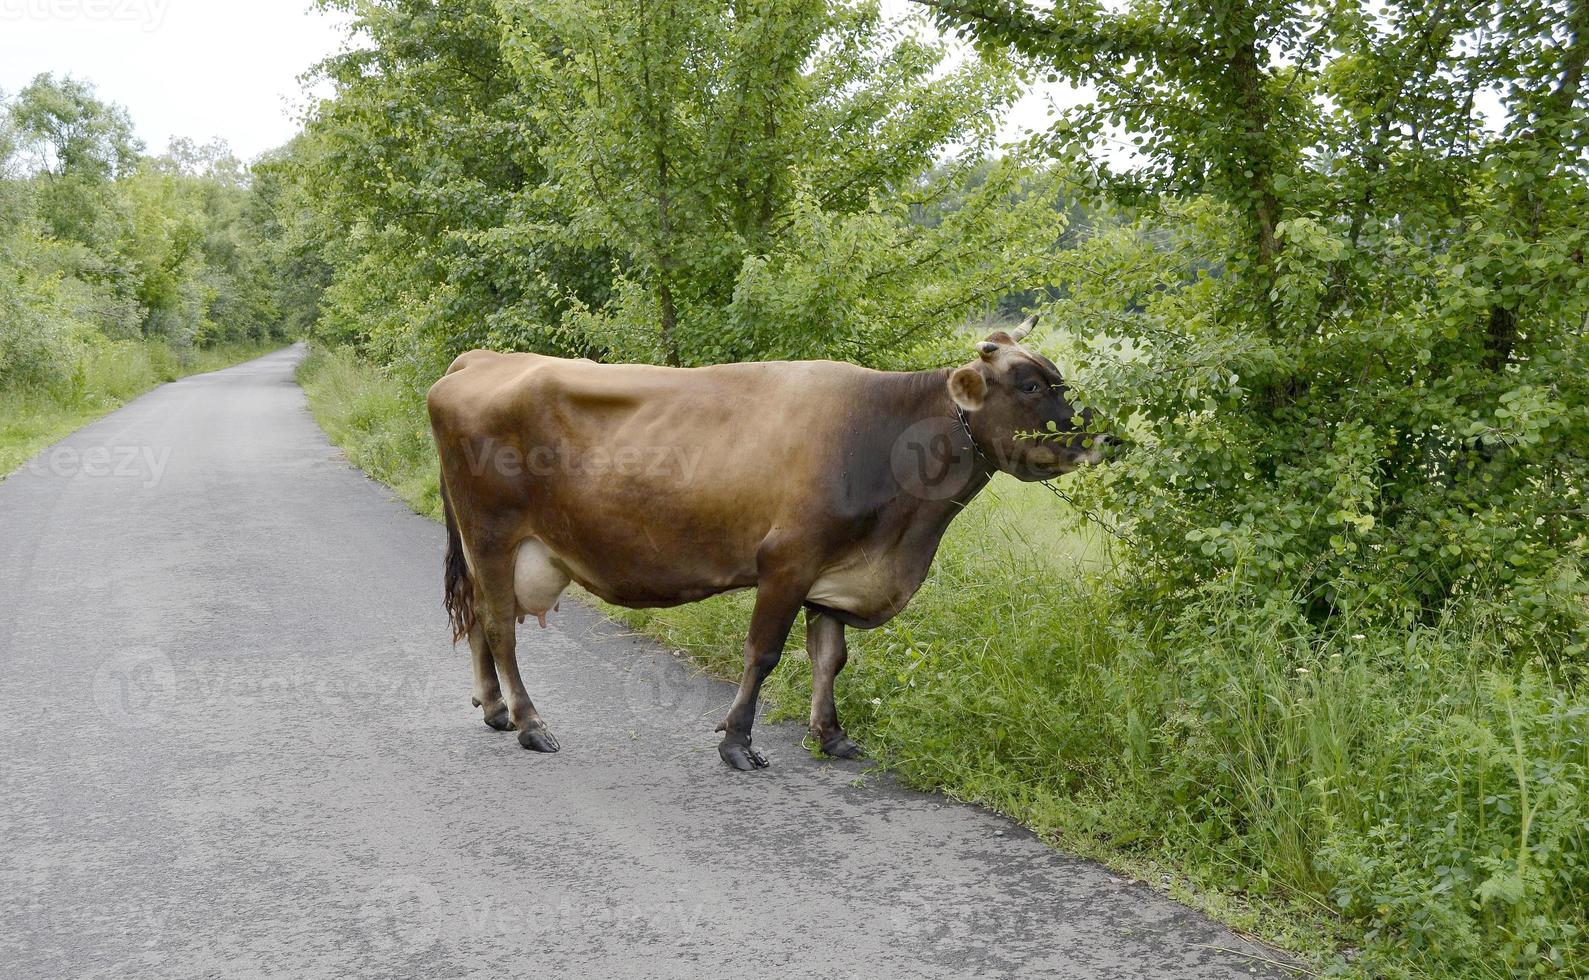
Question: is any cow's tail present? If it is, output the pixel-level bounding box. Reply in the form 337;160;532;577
440;474;475;645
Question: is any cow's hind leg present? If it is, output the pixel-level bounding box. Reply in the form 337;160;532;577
474;550;560;753
716;572;806;770
467;622;512;731
806;609;863;759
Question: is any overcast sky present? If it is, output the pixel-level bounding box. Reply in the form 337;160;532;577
0;0;351;160
0;0;1075;162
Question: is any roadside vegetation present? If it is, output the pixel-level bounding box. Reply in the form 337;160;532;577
298;346;443;519
0;76;299;476
284;2;1587;977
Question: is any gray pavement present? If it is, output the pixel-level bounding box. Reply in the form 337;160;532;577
0;345;1287;978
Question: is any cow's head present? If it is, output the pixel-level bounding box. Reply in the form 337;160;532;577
947;315;1111;481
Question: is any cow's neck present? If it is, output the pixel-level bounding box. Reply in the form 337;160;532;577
889;367;998;530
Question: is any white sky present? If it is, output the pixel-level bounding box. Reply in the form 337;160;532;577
0;0;350;160
0;0;1070;162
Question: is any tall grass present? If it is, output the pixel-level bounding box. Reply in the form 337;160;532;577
300;344;1589;979
297;346;442;518
0;336;283;477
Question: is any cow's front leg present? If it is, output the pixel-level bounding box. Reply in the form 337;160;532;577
716;574;806;770
806;609;863;759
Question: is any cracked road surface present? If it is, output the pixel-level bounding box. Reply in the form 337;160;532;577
0;346;1285;979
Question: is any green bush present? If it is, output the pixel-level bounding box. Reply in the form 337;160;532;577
0;304;73;390
1054;200;1588;661
926;0;1589;657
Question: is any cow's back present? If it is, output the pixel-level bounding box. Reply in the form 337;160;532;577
428;351;870;605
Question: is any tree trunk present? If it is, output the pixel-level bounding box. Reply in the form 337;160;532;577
1228;26;1281;325
1486;0;1588;372
1483;303;1517;372
639;0;681;368
655;137;680;366
658;279;679;367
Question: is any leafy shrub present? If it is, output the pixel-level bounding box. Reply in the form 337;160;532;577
0;291;74;389
1055;201;1588;662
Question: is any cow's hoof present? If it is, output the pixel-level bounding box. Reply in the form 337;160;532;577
518;726;560;753
719;739;769;771
482;703;512;731
820;733;865;760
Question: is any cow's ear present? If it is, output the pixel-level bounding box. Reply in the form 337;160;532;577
948;366;987;411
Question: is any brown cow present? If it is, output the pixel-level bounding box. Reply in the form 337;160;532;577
426;316;1110;769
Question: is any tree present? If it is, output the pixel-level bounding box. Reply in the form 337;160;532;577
924;0;1588;641
0;76;293;398
296;0;1066;376
118;140;283;345
499;0;1057;366
296;0;618;372
9;74;143;246
249;141;333;339
9;73;141;181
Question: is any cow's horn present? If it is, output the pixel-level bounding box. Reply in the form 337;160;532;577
1010;314;1039;343
975;341;999;358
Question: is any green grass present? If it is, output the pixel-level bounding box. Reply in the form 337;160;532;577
299;343;1589;980
297;345;443;518
1;337;285;477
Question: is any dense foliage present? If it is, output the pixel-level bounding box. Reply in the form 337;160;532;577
0;75;295;396
928;0;1588;645
290;0;1071;376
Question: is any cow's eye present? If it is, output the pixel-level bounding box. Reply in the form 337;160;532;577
1021;382;1042;394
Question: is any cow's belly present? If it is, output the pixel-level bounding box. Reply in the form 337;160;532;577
518;529;756;610
807;555;918;623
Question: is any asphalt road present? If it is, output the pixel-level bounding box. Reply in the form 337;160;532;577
0;346;1286;979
